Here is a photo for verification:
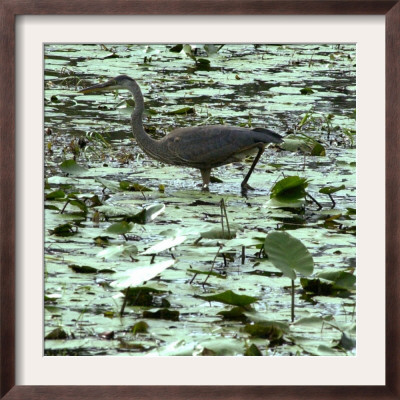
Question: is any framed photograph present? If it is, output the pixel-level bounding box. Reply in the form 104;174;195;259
1;1;399;399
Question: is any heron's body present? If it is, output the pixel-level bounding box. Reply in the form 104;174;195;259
80;75;283;192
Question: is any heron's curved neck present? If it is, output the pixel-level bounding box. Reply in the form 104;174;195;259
126;80;161;159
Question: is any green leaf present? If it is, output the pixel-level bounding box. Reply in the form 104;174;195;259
142;308;179;321
68;199;88;213
243;321;288;342
169;44;183;53
45;190;65;200
69;264;98;274
59;159;88;175
218;306;248;321
300;87;314;95
244;344;262;356
97;244;138;260
200;227;237;239
187;269;226;279
127;203;165;224
263;231;314;280
95;177;122;192
106;221;134;235
132;321;149;334
141;236;186;255
45;327;68;340
49;223;75;237
317;270;356;290
198;290;258;306
319;185;346;195
119;181;152;192
311;142;326;156
123;286;165;306
167;107;195;115
270;176;308;202
111;259;176;288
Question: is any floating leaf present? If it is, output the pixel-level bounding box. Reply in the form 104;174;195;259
319;185;346;195
49;223;76;237
95;177;122;192
142;308;179;321
124;286;165;306
128;203;165;224
45;190;65;200
317;270;356;290
311;142;326;156
45;327;68;340
244;321;288;342
59;159;88;175
200;227;236;240
95;204;141;218
119;180;152;192
97;244;138;260
335;332;356;351
132;321;149;334
198;290;258;307
218;307;248;321
141;236;186;255
111;259;175;288
187;269;226;279
169;44;183;53
69;264;97;274
270;176;308;202
244;344;262;356
300;87;314;95
106;221;134;235
167;107;195;115
263;231;314;280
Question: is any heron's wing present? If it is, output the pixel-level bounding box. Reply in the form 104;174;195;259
163;125;281;168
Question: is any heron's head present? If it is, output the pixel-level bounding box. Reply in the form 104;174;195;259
79;75;135;94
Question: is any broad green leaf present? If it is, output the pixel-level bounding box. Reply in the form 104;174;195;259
244;344;262;356
45;190;65;200
128;203;165;224
106;221;134;235
119;181;152;192
319;185;346;195
198;290;258;307
300;87;314;95
111;259;175;288
69;264;97;274
97;244;138;259
142;308;179;321
263;231;314;280
270;176;308;202
141;236;186;255
95;177;122;192
318;270;356;290
200;227;237;240
59;159;88;175
244;321;289;341
167;107;195;115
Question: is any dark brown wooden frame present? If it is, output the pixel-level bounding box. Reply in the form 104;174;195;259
0;1;399;399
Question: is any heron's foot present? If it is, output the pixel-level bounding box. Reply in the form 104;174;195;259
241;182;255;191
201;184;210;192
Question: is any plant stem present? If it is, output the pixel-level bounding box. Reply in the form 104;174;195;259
120;286;130;317
291;279;295;322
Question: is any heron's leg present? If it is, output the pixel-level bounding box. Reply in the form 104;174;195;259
241;144;265;192
200;168;211;192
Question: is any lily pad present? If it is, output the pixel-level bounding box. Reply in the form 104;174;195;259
198;290;258;307
263;231;314;280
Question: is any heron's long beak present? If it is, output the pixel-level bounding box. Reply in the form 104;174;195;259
79;79;117;94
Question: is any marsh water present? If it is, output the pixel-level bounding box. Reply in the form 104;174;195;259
44;44;356;356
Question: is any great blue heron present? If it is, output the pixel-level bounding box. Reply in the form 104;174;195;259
80;75;283;193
